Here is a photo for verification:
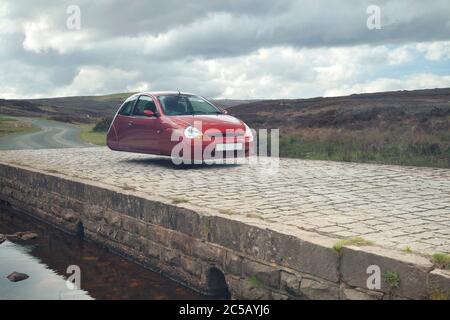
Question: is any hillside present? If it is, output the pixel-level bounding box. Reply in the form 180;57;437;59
228;88;450;167
1;88;449;167
0;97;115;123
0;93;252;123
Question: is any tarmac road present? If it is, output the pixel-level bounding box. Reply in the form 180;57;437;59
0;117;93;150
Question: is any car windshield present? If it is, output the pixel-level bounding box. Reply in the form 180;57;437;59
157;95;222;116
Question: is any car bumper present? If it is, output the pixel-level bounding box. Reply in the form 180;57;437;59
178;137;254;161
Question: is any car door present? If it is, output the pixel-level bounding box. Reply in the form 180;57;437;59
115;97;137;151
128;95;161;154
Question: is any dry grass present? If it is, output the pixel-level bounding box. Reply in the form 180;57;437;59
171;197;190;204
431;252;450;269
245;213;265;220
0;116;39;137
232;89;450;168
121;183;136;191
333;236;373;253
219;209;235;215
403;246;413;253
279;125;449;168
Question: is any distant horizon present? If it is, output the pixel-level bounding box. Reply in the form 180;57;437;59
5;86;450;102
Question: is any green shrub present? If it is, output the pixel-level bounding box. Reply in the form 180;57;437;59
383;271;400;289
431;253;450;269
93;117;112;132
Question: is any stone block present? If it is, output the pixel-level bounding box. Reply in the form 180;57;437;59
271;292;289;300
280;271;301;296
226;276;272;300
210;217;340;283
428;269;450;300
341;245;433;299
300;278;340;300
173;208;202;238
180;256;203;277
146;240;162;258
208;216;243;252
192;240;225;265
341;286;384;300
169;231;195;255
162;249;181;267
243;260;280;288
224;252;243;276
146;224;171;247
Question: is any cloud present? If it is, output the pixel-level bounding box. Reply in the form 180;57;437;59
416;41;450;61
23;17;92;54
54;66;139;96
0;0;449;99
324;74;450;97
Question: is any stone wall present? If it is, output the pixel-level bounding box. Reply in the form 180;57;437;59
0;163;448;299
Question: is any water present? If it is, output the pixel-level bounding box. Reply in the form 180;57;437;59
0;205;205;300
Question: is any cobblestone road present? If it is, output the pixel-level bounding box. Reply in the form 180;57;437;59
0;147;449;254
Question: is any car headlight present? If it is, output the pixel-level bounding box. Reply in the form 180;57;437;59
244;123;254;142
184;126;202;139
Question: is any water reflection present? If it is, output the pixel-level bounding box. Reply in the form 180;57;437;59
0;241;91;299
0;205;204;300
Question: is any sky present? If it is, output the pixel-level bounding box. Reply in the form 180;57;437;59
0;0;449;99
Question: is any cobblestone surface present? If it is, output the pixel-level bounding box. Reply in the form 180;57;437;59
0;147;449;254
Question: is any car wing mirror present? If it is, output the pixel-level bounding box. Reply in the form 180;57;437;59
144;110;156;117
221;108;228;114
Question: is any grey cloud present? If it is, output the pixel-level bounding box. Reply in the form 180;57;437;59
6;0;450;53
1;0;449;98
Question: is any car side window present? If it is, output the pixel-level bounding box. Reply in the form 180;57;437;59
118;99;136;116
133;96;156;116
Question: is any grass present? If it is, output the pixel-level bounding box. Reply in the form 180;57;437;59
333;236;373;253
171;197;189;204
219;209;235;216
278;127;450;168
121;183;135;191
248;275;264;288
202;220;211;238
45;169;61;175
245;213;265;220
403;246;413;253
429;289;448;300
431;252;450;269
79;124;107;146
0;116;40;137
383;271;401;289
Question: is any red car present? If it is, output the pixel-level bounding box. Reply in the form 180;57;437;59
107;92;254;162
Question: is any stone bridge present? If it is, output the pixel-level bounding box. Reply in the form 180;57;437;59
0;147;449;299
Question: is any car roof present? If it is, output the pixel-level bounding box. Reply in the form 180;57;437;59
134;91;197;97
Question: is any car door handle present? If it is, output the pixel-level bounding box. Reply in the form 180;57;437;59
128;121;133;126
